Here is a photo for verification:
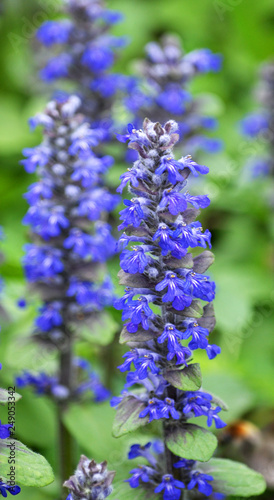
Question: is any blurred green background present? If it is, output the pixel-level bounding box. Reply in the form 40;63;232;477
0;0;273;498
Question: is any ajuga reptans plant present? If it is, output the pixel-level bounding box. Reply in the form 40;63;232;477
112;119;266;499
123;35;222;160
37;0;133;127
18;95;118;485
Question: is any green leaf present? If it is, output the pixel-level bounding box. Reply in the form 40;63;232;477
0;439;54;487
166;423;217;462
113;396;149;437
0;388;21;405
164;363;202;391
80;312;119;345
172;300;203;318
202;373;255;423
198;458;266;496
119;326;155;344
109;479;160;500
210;392;229;411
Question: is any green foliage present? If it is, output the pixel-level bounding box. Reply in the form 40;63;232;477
79;312;119;346
0;388;21;404
0;438;54;487
166;423;218;462
164;363;202;391
199;458;266;497
112;396;149;437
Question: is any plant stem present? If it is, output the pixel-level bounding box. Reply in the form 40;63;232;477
58;334;74;497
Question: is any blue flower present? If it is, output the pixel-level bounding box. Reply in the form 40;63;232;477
206;343;221;360
182;271;215;301
154;475;185;500
82;44;114;73
139;398;167;422
24;181;53;205
0;481;21;497
17;298;27;308
155;157;184;184
0;421;12;439
174;459;196;469
120;247;151;274
23;245;64;282
21;146;51;173
37;21;72;46
101;10;124;24
153;224;175;256
67;279;97;306
157;323;184;351
114;288;135;310
29;113;55;131
158;190;187;215
36;302;63;332
69;130;101;158
63;229;92;258
118;123;151;146
135;354;160;380
188;471;213;496
116;123;140;143
118;199;147;231
184;49;222;73
167;344;192;365
206;406;226;429
240;113;269;137
173;221;211;249
182;320;209;350
155;271;185;302
40;53;72;82
122;296;154;331
128;443;157;467
15;371;57;395
181;391;212;417
172;294;192;311
117;168;143;193
161;398;180;419
178;155;209;177
118;350;139;372
156;84;191;114
185;193;211;209
126;465;155;488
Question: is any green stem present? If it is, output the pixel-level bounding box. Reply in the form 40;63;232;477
58;335;75;497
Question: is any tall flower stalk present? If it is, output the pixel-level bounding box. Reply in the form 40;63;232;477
111;119;266;499
19;95;118;489
240;61;274;179
124;35;222;158
36;0;132;128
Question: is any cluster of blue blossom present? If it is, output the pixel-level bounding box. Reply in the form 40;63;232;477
16;358;110;404
21;95;118;344
126;442;225;500
37;0;134;127
123;35;222;162
240;61;274;177
63;455;115;500
18;95;117;407
112;119;225;499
